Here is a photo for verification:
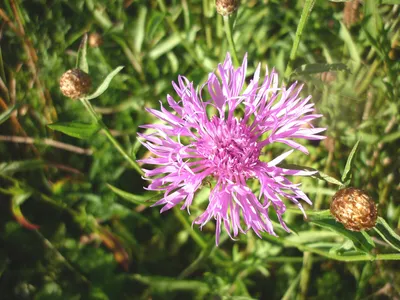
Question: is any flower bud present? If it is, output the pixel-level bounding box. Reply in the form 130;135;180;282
330;187;377;231
216;0;239;16
343;0;360;28
59;69;92;99
88;32;103;48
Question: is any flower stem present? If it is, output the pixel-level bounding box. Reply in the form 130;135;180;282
173;208;207;249
264;234;400;262
80;98;144;175
223;15;240;67
284;0;316;81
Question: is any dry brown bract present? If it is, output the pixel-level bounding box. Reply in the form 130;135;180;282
216;0;239;16
330;187;377;231
59;69;92;99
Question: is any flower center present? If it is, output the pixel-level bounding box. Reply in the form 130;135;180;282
196;117;261;180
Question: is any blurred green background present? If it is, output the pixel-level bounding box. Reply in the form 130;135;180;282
0;0;399;299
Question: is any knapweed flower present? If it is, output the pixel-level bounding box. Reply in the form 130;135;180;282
139;53;325;245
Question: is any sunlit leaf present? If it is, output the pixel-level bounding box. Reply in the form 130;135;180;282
0;105;17;125
107;184;160;205
84;66;124;100
280;163;343;186
310;218;375;254
76;33;89;73
341;139;360;184
374;217;400;252
47;122;100;139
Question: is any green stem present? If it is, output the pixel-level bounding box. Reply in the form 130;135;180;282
264;234;400;262
80;98;144;175
173;208;207;249
287;208;331;216
223;16;240;66
284;0;316;80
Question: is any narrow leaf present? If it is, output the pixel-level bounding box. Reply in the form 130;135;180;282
339;22;361;67
148;33;182;60
314;171;343;186
133;6;147;53
380;0;400;3
0;160;45;175
292;63;350;75
310;218;375;254
374;217;400;252
76;34;89;73
0;105;17;125
341;139;360;183
281;163;343;186
48;122;100;139
107;184;159;205
84;66;124;100
11;191;39;230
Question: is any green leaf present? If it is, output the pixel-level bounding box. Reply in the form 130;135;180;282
47;122;100;139
280;163;343;186
286;230;340;244
131;274;209;293
379;0;400;3
84;66;124;100
76;34;89;73
310;218;375;254
148;33;182;60
107;184;159;205
146;11;165;40
0;105;17;125
374;217;400;252
341;139;360;183
133;6;147;53
292;63;350;75
0;160;45;175
339;21;361;67
364;0;384;41
314;171;343;186
10;189;39;230
379;131;400;144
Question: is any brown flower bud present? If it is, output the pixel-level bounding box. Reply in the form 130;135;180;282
330;188;377;231
343;0;360;28
216;0;239;16
59;69;92;99
88;32;103;48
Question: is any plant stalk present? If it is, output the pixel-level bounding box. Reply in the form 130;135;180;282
80;98;144;175
284;0;316;80
223;16;240;66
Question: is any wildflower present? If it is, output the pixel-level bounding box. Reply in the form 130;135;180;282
330;187;377;231
139;53;325;244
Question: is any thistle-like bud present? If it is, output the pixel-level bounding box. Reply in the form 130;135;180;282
343;0;360;28
330;187;377;231
59;69;92;99
216;0;239;16
88;32;103;48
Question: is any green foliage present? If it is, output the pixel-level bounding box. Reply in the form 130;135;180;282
0;0;399;299
47;122;100;139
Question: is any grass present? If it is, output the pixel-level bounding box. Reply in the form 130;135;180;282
0;0;399;299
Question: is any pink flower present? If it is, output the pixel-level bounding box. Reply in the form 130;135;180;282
139;53;325;245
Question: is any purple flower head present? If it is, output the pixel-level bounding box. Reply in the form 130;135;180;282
139;53;325;245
